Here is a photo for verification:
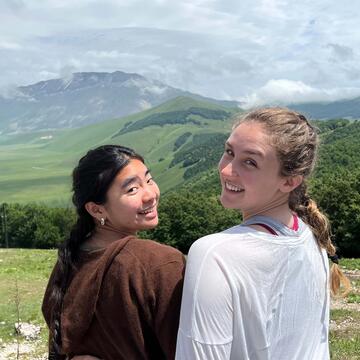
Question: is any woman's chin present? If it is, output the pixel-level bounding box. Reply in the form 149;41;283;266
142;217;159;230
220;193;238;209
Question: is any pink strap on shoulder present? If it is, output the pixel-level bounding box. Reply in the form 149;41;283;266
292;214;299;231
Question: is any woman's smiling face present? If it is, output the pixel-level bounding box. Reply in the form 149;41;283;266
218;122;287;216
101;159;160;234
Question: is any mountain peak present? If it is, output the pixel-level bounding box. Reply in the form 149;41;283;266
0;70;240;134
18;71;147;97
71;70;145;83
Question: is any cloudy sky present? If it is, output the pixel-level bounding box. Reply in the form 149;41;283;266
1;0;360;107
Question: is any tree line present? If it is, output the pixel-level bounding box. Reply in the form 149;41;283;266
1;171;359;256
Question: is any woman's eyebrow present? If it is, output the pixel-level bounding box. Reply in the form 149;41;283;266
121;169;151;189
226;141;264;158
243;149;264;158
121;176;138;189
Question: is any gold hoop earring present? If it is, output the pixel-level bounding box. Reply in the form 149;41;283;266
100;218;105;226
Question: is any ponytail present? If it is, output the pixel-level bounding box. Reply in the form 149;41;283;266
290;182;351;297
49;210;94;358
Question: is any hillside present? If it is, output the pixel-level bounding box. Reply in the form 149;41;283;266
1;101;359;209
0;71;240;134
290;97;360;120
178;119;360;192
314;120;360;175
0;97;239;203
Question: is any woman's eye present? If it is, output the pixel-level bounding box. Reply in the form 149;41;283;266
127;187;138;194
245;159;257;167
147;177;154;184
225;148;233;156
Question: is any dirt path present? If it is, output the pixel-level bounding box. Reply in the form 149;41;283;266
331;297;360;311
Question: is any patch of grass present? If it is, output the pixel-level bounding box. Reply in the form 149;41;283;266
1;249;360;359
340;258;360;271
330;330;360;359
347;293;360;304
347;278;360;304
0;249;57;345
330;309;360;322
329;309;360;359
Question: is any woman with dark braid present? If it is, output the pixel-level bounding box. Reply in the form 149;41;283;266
42;145;185;360
176;108;350;360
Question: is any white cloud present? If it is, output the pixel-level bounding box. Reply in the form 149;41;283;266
0;84;25;99
0;41;21;49
327;43;354;62
255;0;289;20
0;1;360;103
86;50;122;59
142;84;168;96
240;79;360;108
1;0;25;14
138;99;152;110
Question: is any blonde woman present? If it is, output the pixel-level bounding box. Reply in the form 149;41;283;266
175;108;350;360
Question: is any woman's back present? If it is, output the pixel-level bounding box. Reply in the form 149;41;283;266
43;236;185;360
176;219;329;360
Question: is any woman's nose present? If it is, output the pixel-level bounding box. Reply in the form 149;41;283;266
143;184;158;203
219;159;237;177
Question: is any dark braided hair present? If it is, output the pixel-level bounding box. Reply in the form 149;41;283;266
48;145;144;358
233;108;351;296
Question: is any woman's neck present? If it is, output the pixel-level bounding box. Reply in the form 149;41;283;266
85;223;135;249
242;196;294;228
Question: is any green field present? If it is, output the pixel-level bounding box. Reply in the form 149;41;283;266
0;249;56;358
0;97;237;204
0;249;359;359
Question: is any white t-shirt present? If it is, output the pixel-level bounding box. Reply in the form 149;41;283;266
175;219;330;360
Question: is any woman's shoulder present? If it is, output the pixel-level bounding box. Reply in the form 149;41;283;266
127;236;183;255
187;225;254;256
122;237;185;268
79;236;184;275
187;225;297;272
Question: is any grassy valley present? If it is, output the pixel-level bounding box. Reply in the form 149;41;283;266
1;100;359;209
0;96;239;204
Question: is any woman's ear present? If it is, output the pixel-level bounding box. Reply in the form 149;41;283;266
84;201;106;222
280;175;303;193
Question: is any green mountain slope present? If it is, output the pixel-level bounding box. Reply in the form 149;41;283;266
291;97;360;119
0;96;240;203
313;119;360;175
5;90;359;209
177;118;360;194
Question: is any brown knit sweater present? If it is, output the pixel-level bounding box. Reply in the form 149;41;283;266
42;236;185;360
